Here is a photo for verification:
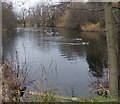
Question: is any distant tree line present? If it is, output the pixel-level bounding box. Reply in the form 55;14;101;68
17;2;106;30
2;2;17;30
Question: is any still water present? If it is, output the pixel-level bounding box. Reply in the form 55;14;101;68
3;27;107;97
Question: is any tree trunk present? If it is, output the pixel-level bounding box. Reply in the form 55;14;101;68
0;1;2;63
23;21;26;28
0;1;2;103
104;2;119;97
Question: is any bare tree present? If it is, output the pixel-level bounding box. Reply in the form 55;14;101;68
21;8;27;28
2;2;17;30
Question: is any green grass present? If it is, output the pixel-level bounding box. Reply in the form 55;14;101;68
17;24;32;28
23;91;119;103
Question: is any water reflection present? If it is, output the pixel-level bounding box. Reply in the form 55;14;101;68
3;30;17;62
57;28;87;61
81;32;107;78
3;27;107;97
59;45;86;61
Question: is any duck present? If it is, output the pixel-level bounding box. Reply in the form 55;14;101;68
46;32;53;36
82;41;89;45
55;32;59;35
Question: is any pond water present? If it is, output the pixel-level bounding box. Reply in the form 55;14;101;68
3;27;107;97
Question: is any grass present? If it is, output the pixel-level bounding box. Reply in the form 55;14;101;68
23;91;119;103
17;24;32;28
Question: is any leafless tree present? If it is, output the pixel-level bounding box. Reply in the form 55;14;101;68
2;2;17;30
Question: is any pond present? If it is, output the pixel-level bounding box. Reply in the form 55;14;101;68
3;27;107;97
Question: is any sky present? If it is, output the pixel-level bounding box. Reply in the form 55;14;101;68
6;0;119;11
4;0;120;9
10;0;87;10
1;0;61;12
11;0;61;10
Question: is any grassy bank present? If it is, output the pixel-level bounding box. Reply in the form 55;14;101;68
17;24;32;28
24;91;118;103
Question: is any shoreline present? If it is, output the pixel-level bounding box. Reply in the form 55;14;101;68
16;26;106;33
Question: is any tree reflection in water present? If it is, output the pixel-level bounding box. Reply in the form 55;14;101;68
83;32;109;96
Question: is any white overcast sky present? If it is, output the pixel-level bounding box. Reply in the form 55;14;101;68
1;0;61;12
10;0;87;10
5;0;117;11
12;0;61;9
